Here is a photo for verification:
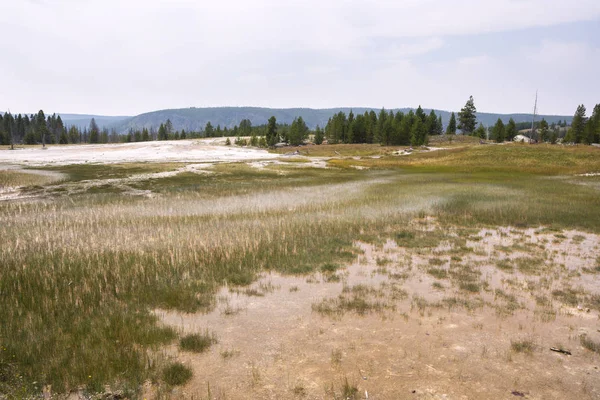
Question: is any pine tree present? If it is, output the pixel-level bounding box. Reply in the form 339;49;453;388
446;112;457;135
289;117;308;146
142;128;150;142
585;104;600;144
492;118;505;143
68;126;80;143
415;106;427;124
314;125;324;145
399;111;414;146
239;119;252;136
381;116;393;146
436;115;443;135
410;118;427;146
570;104;587;143
204;122;214;138
426;110;438;136
539;119;549;142
165;119;173;136
375;108;387;143
505;118;517;141
180;129;186;139
266;116;278;146
89;117;99;144
474;123;486;139
36;110;48;146
458;96;477;134
367;111;377;143
158;123;167;140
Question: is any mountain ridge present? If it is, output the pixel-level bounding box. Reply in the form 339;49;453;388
3;107;574;133
107;106;573;133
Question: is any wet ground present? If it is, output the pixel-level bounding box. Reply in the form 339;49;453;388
149;225;600;399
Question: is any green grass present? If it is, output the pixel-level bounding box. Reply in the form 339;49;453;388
2;143;600;397
39;162;183;182
162;362;193;386
179;331;217;353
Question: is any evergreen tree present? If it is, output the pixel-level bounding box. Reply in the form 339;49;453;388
539;119;549;142
89;117;99;144
570;104;587;143
314;125;324;145
204;122;214;137
505;118;517;141
165;119;173;136
37;110;48;146
550;129;558;144
266;116;278;146
59;130;68;144
426;110;438;136
415;106;427;124
446;112;457;135
142;128;150;142
239;119;252;136
351;114;366;143
375;108;387;143
585;104;600;144
458;96;477;134
410;118;427;146
492;118;505;143
68;126;80;143
288;117;309;146
474;123;486;139
398;111;414;146
436;115;443;135
366;111;377;144
180;129;186;140
381;115;393;145
390;112;404;145
158;123;167;140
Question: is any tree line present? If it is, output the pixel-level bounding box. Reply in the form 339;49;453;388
2;98;598;148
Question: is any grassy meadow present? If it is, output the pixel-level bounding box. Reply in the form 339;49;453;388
1;142;599;398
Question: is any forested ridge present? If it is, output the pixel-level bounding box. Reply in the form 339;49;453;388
1;98;598;147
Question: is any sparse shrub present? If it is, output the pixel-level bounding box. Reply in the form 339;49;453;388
511;339;535;354
427;268;447;279
459;282;480;293
180;331;217;353
162;362;193;386
341;377;359;399
292;384;307;396
321;263;339;273
580;336;600;354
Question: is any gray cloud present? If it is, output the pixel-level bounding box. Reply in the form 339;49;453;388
1;0;599;115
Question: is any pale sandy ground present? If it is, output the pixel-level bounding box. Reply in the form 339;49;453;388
0;139;277;166
151;227;600;400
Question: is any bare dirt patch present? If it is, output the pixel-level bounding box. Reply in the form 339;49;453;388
151;226;600;399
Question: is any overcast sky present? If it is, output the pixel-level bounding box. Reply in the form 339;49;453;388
1;0;599;116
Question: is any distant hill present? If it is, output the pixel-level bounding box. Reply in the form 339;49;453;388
110;107;573;133
57;114;131;130
3;108;573;133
